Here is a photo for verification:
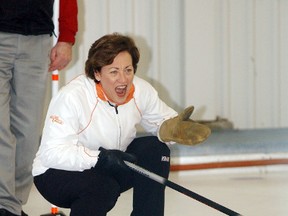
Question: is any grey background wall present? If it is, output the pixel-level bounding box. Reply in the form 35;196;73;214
45;0;288;130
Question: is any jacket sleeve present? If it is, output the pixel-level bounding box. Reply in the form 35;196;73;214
58;0;78;44
135;78;178;137
37;89;99;172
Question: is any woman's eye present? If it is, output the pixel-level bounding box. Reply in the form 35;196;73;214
110;70;118;74
125;68;133;74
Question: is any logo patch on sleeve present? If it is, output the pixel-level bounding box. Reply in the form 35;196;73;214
50;115;63;125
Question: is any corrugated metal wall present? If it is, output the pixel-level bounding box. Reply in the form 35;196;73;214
56;0;288;129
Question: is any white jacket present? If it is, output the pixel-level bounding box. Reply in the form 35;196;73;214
32;74;177;176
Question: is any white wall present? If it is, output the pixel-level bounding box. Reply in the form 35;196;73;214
184;0;288;128
48;0;288;129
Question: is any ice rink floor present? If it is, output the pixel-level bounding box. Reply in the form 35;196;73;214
23;165;288;216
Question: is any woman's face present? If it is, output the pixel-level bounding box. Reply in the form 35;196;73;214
95;51;134;105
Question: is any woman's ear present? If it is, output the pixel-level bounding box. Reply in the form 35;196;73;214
94;71;101;82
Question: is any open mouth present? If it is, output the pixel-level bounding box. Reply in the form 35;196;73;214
115;85;127;97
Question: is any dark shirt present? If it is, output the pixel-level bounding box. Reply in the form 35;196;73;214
0;0;55;36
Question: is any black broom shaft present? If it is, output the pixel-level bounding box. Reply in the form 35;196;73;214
166;180;241;215
125;161;242;216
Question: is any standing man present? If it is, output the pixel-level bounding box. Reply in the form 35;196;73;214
0;0;78;215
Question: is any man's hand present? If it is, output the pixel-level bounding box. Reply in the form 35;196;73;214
159;106;211;145
49;42;73;72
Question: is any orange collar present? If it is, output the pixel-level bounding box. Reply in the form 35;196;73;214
96;83;135;105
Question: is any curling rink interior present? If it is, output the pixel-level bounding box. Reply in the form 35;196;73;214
23;128;288;216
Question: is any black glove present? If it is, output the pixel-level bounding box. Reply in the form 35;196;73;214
95;147;137;174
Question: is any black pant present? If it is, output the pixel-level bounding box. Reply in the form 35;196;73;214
34;136;171;216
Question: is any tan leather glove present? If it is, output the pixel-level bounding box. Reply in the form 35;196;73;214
159;106;211;145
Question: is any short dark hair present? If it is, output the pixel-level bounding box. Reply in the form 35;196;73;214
85;33;140;83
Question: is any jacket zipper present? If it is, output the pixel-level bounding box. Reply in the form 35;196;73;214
108;101;121;148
